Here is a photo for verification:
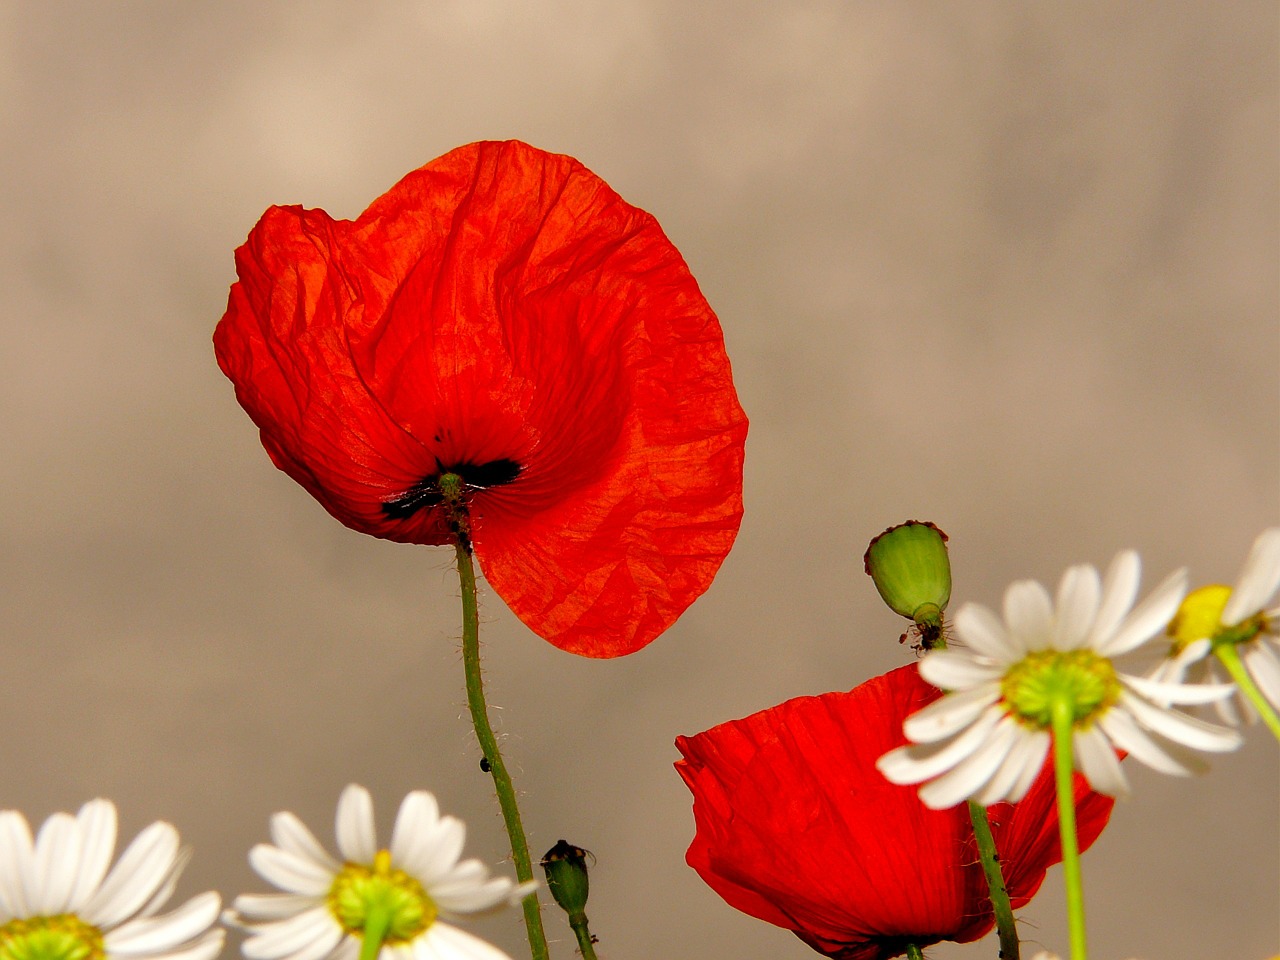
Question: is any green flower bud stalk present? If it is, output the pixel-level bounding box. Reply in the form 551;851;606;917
542;840;598;959
864;521;952;649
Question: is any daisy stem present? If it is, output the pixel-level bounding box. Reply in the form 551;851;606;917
1212;641;1280;742
1050;697;1087;960
967;800;1020;960
358;903;390;960
455;542;551;960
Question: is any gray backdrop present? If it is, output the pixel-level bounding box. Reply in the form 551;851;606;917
2;3;1276;959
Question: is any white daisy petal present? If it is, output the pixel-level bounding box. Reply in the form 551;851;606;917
903;683;1003;744
390;793;442;879
105;891;222;954
1007;730;1051;802
137;846;191;920
432;877;522;916
953;602;1020;660
1120;691;1243;753
1097;708;1193;776
233;894;324;922
69;800;118;913
1242;640;1280;709
248;845;335;897
241;906;336;960
119;928;227;960
919;715;1022;809
276;924;344;960
331;936;360;960
32;812;80;915
0;810;35;918
1120;673;1237;705
878;704;1007;784
335;786;377;864
1222;528;1280;625
416;922;515;960
83;821;179;929
918;651;1005;691
270;813;340;873
1053;564;1101;649
1073;726;1129;797
1095;567;1187;657
1090;550;1141;646
414;817;467;887
972;726;1041;806
1003;579;1055;651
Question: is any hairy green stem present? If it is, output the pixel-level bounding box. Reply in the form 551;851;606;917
1213;641;1280;742
567;913;598;960
904;944;925;960
1050;698;1087;960
456;543;550;960
967;800;1020;959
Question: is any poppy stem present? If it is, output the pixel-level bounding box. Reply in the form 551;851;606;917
904;944;925;960
1050;697;1087;960
568;914;599;960
455;542;551;960
1212;641;1280;742
966;800;1020;960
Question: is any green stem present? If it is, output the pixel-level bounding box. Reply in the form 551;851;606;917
455;542;550;960
1050;698;1087;960
904;944;925;960
358;903;390;960
967;800;1020;960
567;913;599;960
1213;641;1280;742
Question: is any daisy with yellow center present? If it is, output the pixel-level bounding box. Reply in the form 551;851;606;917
1157;527;1280;741
0;800;223;960
877;549;1242;960
229;785;534;960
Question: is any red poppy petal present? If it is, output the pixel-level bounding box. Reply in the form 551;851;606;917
214;141;747;654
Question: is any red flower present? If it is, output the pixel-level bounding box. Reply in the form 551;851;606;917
214;140;747;657
675;664;1114;959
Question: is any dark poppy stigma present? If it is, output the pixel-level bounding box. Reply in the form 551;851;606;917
382;458;523;519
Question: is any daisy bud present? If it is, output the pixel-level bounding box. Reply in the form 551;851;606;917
541;839;592;919
864;521;952;648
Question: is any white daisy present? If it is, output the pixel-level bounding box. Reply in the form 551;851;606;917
229;785;535;960
877;550;1244;809
1155;527;1280;726
0;799;224;960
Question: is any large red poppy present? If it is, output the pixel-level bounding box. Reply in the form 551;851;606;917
214;140;747;658
675;664;1114;959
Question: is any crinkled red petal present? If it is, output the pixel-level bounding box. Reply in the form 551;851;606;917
215;140;746;656
675;664;1115;958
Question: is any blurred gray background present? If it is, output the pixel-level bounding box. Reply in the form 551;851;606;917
2;3;1276;958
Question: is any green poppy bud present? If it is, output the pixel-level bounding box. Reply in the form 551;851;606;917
864;521;952;648
541;839;592;920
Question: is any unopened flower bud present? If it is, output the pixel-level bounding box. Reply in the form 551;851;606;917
541;839;591;920
864;521;952;648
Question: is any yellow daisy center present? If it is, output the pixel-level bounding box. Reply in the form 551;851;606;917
1001;648;1121;729
0;915;105;960
1169;584;1269;653
327;850;437;944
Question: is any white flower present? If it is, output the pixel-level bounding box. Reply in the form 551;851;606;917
1155;527;1280;724
229;785;535;960
0;799;224;960
877;551;1244;809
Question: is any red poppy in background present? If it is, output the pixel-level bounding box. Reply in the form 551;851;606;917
675;664;1114;959
214;140;747;658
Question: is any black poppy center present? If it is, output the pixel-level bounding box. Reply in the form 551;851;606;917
382;458;522;520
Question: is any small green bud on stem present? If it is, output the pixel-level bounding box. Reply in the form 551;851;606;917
864;521;952;649
541;840;598;959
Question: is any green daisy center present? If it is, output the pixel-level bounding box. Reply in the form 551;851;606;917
0;915;105;960
327;850;437;944
1168;583;1268;653
1001;648;1121;729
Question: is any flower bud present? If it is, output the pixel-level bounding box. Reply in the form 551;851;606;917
864;521;952;648
541;839;591;920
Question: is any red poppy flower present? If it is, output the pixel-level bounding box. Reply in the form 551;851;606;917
675;664;1114;959
214;140;747;657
